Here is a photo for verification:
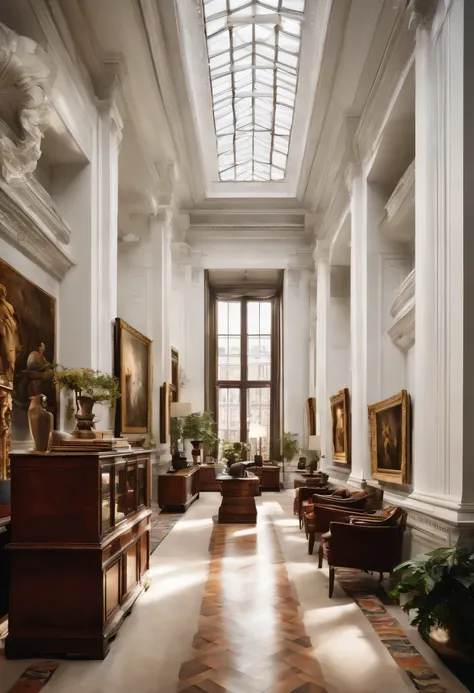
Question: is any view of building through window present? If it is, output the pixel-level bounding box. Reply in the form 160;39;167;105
217;299;271;459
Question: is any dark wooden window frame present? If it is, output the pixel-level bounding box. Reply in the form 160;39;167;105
205;276;282;460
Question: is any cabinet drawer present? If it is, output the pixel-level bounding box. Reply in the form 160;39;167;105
104;558;121;620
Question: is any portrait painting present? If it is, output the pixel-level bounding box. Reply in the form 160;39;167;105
368;390;411;485
0;259;56;441
114;319;151;435
329;388;350;464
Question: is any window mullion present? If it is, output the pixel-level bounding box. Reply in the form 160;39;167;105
241;299;248;443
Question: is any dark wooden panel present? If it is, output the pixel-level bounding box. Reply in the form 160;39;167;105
105;559;121;620
124;542;138;595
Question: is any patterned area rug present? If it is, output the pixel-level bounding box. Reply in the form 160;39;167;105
150;505;182;554
336;569;451;693
178;516;328;692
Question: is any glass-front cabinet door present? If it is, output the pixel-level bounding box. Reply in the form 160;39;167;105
114;462;127;525
137;460;147;508
101;465;113;534
126;462;137;515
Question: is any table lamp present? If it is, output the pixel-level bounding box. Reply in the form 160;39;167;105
170;402;192;470
249;422;267;465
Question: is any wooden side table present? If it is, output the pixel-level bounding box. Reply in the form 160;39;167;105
218;475;260;524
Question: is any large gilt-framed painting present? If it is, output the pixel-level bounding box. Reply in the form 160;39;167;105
330;388;350;464
368;390;411;485
0;259;57;441
114;319;152;435
306;397;316;436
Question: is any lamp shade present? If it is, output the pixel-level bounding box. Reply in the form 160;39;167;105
249;422;266;438
308;434;321;451
170;402;192;418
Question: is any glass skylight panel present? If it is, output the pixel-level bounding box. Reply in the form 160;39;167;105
203;0;305;181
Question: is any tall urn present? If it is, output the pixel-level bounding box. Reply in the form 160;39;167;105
28;394;53;452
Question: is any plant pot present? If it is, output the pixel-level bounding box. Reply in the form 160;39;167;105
429;627;474;663
74;396;98;439
191;440;202;464
28;394;53;452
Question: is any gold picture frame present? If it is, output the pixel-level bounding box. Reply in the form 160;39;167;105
306;397;316;436
330;388;351;464
368;390;411;485
160;382;170;444
114;318;152;435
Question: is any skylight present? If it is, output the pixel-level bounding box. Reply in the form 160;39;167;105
202;0;306;182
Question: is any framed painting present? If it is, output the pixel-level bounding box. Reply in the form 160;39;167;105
306;397;316;436
368;390;411;485
114;319;152;435
0;259;57;442
330;388;350;464
159;382;170;444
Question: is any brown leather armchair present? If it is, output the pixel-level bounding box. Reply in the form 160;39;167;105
295;486;334;528
318;506;407;597
303;487;384;552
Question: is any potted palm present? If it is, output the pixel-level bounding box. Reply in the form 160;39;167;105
390;544;474;662
280;431;299;488
54;367;120;437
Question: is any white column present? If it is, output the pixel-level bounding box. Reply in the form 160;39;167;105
283;268;310;452
314;247;331;471
348;166;369;485
308;272;317;401
96;102;123;378
150;211;172;461
413;0;473;513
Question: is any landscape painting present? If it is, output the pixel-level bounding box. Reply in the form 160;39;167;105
368;390;411;485
114;319;151;435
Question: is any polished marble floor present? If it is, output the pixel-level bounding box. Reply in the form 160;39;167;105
0;492;468;693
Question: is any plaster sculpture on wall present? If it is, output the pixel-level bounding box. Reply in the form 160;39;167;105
0;22;51;184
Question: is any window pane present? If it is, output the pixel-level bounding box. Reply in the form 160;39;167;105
248;336;271;380
247;387;270;460
260;302;271;334
247;302;259;334
229;302;241;334
218;301;241;380
217;301;228;334
218;388;241;444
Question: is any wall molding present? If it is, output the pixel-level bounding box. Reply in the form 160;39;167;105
387;269;415;351
0;179;74;281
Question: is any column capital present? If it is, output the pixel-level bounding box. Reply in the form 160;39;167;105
407;0;438;29
313;242;330;265
344;162;362;197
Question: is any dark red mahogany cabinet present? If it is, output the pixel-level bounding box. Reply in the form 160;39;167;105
5;449;152;659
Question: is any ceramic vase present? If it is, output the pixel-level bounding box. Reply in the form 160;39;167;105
28;394;53;452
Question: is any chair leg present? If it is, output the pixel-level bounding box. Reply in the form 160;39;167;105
308;533;315;555
378;572;384;583
299;514;303;529
318;542;323;568
329;566;335;598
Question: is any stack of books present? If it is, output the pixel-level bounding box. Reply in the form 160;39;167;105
51;432;131;453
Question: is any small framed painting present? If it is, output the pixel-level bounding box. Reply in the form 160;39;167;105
368;390;411;485
329;388;351;464
114;319;152;435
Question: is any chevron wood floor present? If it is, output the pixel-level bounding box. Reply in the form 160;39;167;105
177;516;328;693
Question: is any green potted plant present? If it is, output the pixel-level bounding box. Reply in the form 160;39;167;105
54;366;120;436
390;544;474;662
280;431;299;487
221;441;244;467
182;410;216;463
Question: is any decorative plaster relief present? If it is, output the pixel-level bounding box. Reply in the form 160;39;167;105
379;160;415;242
387;269;415;351
0;23;51;184
0;186;73;281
